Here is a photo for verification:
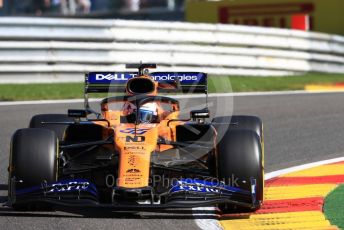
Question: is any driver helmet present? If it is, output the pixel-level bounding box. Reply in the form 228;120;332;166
139;102;158;123
122;101;158;123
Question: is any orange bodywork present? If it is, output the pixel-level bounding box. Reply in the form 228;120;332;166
96;75;183;188
115;124;158;188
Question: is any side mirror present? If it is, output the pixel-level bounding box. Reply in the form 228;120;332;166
190;108;210;121
68;109;88;118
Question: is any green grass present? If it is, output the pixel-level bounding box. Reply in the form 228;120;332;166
324;184;344;229
0;83;83;101
208;74;344;93
0;74;344;101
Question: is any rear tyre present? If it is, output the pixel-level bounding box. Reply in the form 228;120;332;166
8;128;58;210
212;115;263;141
216;129;264;213
29;114;73;141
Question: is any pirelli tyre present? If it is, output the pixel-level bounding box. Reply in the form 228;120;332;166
216;129;264;212
8;128;58;210
29;114;73;141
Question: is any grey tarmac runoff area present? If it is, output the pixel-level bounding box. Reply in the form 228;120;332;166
0;92;344;229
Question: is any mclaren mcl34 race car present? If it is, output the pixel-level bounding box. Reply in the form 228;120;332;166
8;64;264;213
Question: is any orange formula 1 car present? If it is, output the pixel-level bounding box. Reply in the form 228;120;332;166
8;64;264;213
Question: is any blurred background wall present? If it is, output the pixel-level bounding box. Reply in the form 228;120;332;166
186;0;344;36
0;0;343;36
0;0;184;20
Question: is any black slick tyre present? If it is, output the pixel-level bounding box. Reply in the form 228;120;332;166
8;128;58;210
212;115;263;142
216;129;264;213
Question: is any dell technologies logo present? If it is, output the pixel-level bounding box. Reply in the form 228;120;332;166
94;73;202;82
95;73;136;81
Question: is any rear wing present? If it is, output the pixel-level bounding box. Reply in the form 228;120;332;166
85;72;207;94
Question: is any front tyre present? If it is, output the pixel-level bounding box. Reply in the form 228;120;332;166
217;129;264;213
8;128;58;210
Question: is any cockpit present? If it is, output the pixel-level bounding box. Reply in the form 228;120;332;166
100;96;180;126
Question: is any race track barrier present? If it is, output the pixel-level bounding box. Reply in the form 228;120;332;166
0;17;343;83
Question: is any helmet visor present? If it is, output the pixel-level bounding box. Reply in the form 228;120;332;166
139;109;154;123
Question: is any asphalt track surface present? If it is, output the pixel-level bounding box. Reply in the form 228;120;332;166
1;92;344;229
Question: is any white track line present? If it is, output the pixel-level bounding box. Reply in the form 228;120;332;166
265;156;344;180
193;207;221;230
0;98;88;106
193;156;344;230
1;90;344;106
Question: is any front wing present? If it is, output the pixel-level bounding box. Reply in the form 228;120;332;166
8;177;260;210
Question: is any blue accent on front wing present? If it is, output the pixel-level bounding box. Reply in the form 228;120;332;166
88;72;207;85
170;178;250;195
16;179;98;197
